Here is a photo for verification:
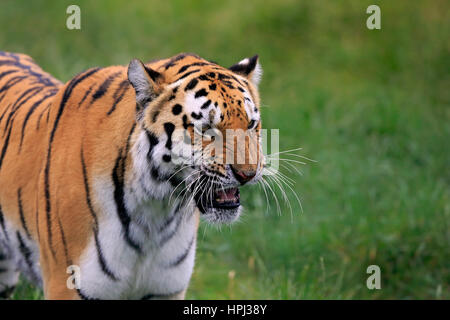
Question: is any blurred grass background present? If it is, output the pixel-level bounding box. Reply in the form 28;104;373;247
0;0;448;299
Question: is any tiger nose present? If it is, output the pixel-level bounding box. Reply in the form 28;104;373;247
231;166;256;185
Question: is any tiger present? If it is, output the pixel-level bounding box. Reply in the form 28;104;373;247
0;51;264;299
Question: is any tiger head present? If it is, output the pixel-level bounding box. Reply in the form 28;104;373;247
127;54;264;223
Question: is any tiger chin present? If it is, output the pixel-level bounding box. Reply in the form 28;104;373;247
0;51;264;299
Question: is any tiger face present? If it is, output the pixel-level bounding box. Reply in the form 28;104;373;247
128;54;264;223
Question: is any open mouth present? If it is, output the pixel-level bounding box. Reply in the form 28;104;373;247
194;187;240;213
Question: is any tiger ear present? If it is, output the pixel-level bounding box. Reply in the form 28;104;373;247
229;55;262;87
127;59;163;109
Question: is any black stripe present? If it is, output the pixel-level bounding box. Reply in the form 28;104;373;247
16;231;33;271
3;86;42;137
177;64;191;74
218;73;232;80
191;112;202;120
195;88;208;98
222;81;235;89
158;203;182;234
0;57;15;63
44;67;101;258
184;78;198;91
0;204;9;241
0;69;17;83
0;92;7;105
198;74;210;81
0;103;12;124
56;214;70;266
151;110;160;123
0;59;23;67
151;166;162;181
81;148;99;227
112;150;141;253
0;59;57;87
19;89;58;151
158;210;184;246
163;53;193;70
91;71;121;103
230;74;244;86
77;84;94;108
36;102;50;130
112;123;140;254
164;122;175;150
35;209;40;242
175;69;200;82
145;128;159;160
46;106;51;122
182;114;193;129
81;147;119;281
17;188;31;239
93;230;119;281
0;75;27;94
200;99;212;109
0;122;13;171
106;79;130;115
168;236;195;267
144;66;161;82
177;62;209;74
124;123;136;156
77;288;99;300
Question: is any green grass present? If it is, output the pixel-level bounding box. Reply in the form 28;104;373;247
1;0;448;299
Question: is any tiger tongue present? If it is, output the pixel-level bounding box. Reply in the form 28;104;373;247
215;188;238;202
